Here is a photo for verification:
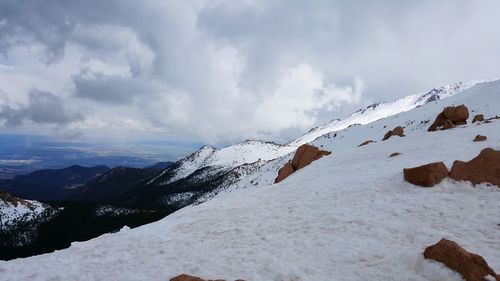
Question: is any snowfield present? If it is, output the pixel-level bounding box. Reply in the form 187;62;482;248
0;80;499;281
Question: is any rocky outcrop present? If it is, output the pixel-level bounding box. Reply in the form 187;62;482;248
274;162;295;184
423;238;499;281
389;152;401;157
170;274;245;281
403;162;449;187
473;135;487;142
274;144;331;183
449;148;500;187
291;144;331;170
358;140;375;147
428;105;469;131
382;126;405;141
472;114;484;123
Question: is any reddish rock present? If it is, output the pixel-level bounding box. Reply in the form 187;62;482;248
449;148;500;187
382;126;405;141
170;274;205;281
473;135;487;142
403;162;449;187
358;140;375;147
275;144;331;183
423;238;498;281
472;114;484;123
443;119;455;130
274;162;295;183
443;104;469;123
291;144;331;170
428;105;469;131
389;152;401;157
170;275;244;281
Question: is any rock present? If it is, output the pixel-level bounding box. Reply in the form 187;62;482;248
428;105;469;131
274;162;295;183
358;140;375;147
449;148;500;187
443;119;455;130
291;144;331;171
443;104;469;123
382;126;405;140
389;152;401;157
473;135;487;142
403;162;449;187
170;275;244;281
423;238;498;281
170;274;205;281
472;114;484;123
275;144;331;183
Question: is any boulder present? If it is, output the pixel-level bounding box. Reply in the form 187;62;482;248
291;144;331;170
473;135;487;142
443;105;469;123
382;126;405;141
170;274;245;281
170;274;205;281
274;162;295;183
428;105;469;131
403;162;449;187
472;114;484;123
423;238;498;281
443;119;455;130
358;140;375;147
275;144;331;183
389;152;401;157
449;148;500;187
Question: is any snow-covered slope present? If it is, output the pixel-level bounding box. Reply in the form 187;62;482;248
291;80;481;145
1;80;499;280
0;191;48;227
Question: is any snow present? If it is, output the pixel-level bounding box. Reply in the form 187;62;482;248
291;80;481;146
157;141;295;185
0;196;47;226
1;79;499;280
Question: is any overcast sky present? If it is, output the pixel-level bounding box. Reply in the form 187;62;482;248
0;0;499;145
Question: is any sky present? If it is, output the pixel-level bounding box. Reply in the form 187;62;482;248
0;0;499;146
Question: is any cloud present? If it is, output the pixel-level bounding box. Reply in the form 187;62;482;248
0;0;499;143
0;90;82;127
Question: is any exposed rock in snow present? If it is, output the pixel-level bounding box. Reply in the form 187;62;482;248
473;135;487;142
403;162;449;187
358;140;375;147
423;238;498;281
382;126;405;141
472;114;485;123
449;148;500;187
428;105;469;131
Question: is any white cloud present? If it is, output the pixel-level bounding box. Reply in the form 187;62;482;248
0;0;499;143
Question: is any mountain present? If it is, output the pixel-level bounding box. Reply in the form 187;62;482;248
144;161;175;170
0;165;110;201
1;79;498;279
291;80;480;145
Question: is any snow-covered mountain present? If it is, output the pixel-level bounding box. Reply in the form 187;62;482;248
291;80;481;145
0;191;61;247
149;140;295;186
1;79;499;280
149;80;482;191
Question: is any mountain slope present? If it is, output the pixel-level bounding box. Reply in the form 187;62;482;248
0;165;110;201
291;80;480;145
1;80;498;280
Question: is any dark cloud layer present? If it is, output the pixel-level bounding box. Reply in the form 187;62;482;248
0;0;499;143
